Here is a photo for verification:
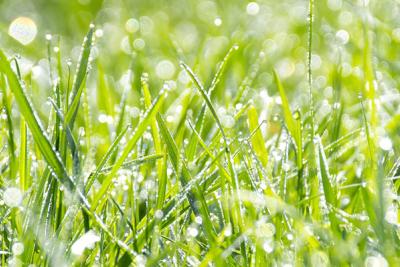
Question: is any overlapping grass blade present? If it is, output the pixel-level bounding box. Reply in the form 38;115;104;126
0;49;72;188
92;89;166;209
156;113;217;242
180;61;227;143
84;125;129;193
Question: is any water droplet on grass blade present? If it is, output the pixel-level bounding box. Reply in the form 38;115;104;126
272;114;280;122
95;29;103;38
214;17;222;26
293;110;301;120
154;210;164;220
8;17;37;45
187;226;199;238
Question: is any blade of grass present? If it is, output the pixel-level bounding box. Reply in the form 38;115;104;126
19;117;28;190
84;125;129;193
1;82;17;180
0;48;136;259
247;105;268;167
156;113;217;243
92;89;166;209
141;73;164;204
0;49;72;189
314;136;339;230
67;25;94;127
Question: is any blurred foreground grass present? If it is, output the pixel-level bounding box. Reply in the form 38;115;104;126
1;0;400;266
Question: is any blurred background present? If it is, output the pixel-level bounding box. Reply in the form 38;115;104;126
0;0;399;156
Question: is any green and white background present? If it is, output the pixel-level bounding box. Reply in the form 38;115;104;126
0;0;400;266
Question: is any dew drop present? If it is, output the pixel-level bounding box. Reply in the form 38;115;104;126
154;210;164;220
214;17;222;26
195;216;203;225
187;226;199;238
95;29;104;38
272;114;280;122
293;110;301;120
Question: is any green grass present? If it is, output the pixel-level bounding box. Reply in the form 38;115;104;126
1;0;400;266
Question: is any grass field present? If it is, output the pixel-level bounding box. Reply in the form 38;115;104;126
1;0;400;266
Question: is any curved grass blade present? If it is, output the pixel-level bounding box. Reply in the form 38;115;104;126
99;154;163;174
0;49;72;189
180;62;227;143
65;76;85;126
69;25;94;106
156;113;217;243
186;45;238;161
1;82;17;179
314;136;339;230
92;89;166;209
84;125;129;193
180;62;245;240
0;48;136;258
207;44;238;95
48;98;80;178
68;25;94;127
272;70;300;150
141;73;163;188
